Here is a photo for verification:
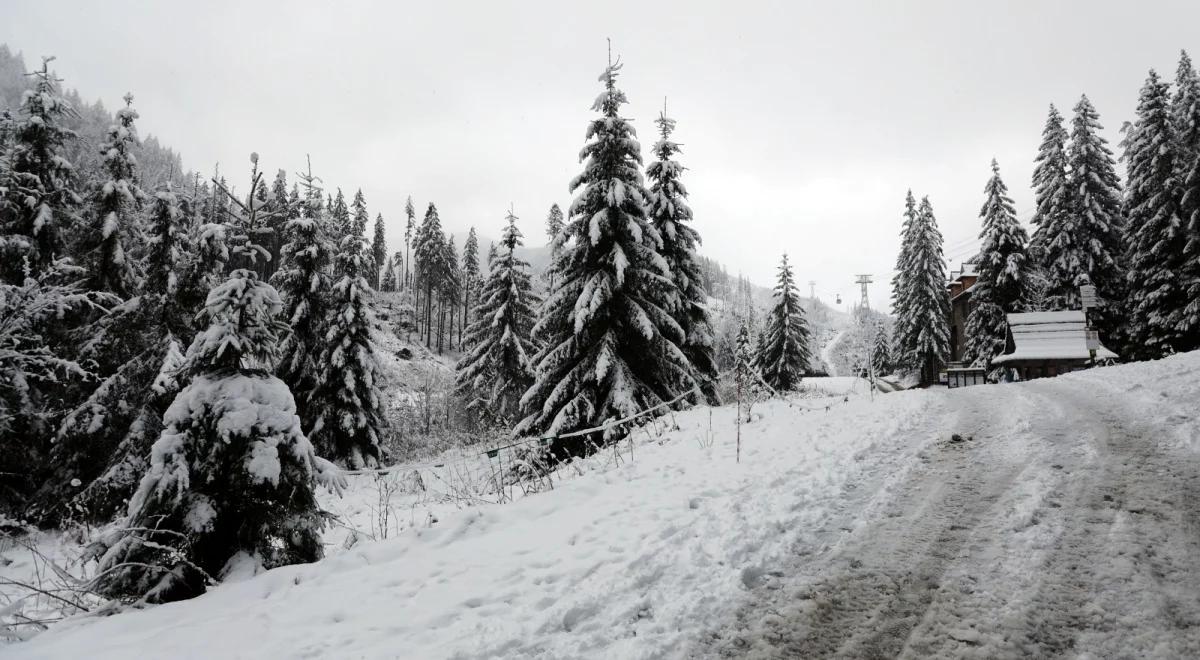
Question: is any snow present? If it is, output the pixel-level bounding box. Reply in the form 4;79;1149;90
7;352;1200;658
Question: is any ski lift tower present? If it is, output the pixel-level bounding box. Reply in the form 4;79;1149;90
855;274;873;310
854;274;877;396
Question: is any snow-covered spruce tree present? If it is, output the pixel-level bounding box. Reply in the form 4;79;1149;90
269;169;291;221
545;203;564;242
403;196;415;290
487;241;498;271
351;188;369;249
890;191;920;372
461;226;480;345
963;159;1029;370
271;205;335;426
908;197;951;385
1173;51;1200;169
544;203;565;290
517;58;693;449
645;105;719;404
1124;70;1193;357
1181;148;1200;341
1029;105;1071;272
733;318;763;421
444;235;463;351
0;57;80;283
413;202;445;345
1065;95;1126;345
372;212;387;289
329;188;349;245
455;209;539;422
753;253;812;391
78;93;146;298
306;227;385;468
391;249;404;290
733;319;756;389
93;269;343;603
381;255;397;292
871;321;893;376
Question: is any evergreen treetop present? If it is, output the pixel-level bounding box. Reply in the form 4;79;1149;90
455;209;539;421
753;252;811;391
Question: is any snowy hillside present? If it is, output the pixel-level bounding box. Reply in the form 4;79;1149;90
10;353;1199;658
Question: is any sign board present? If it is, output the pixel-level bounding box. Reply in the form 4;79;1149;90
1085;330;1100;351
1079;284;1098;309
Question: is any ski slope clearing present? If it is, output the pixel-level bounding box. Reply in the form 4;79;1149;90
9;353;1200;659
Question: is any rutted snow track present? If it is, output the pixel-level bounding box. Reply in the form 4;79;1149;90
697;367;1200;658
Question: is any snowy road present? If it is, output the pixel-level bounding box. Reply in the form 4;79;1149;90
699;367;1200;658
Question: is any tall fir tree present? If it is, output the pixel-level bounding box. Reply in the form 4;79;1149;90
455;209;539;422
903;197;951;385
271;194;335;427
79;93;145;297
307;218;385;468
403;195;415;290
93;269;342;603
963;159;1029;369
871;321;893;376
439;234;460;352
461;226;480;345
544;203;565;290
1124;70;1193;356
414;203;446;347
645;104;719;403
371;211;386;289
329;188;349;245
1180;144;1200;342
518;56;694;446
753;253;811;391
545;203;564;242
1063;95;1126;344
0;57;80;283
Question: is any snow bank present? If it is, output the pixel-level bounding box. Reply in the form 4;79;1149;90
9;384;936;659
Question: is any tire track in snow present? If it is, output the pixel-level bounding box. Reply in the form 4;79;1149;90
694;376;1200;658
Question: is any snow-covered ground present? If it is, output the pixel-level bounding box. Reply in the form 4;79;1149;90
7;353;1200;658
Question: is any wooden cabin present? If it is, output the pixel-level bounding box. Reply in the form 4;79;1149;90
991;310;1117;380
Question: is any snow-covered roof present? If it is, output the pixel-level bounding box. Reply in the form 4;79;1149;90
992;310;1118;364
948;263;979;284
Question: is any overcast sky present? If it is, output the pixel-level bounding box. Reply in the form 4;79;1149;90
7;0;1200;308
